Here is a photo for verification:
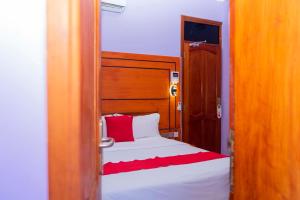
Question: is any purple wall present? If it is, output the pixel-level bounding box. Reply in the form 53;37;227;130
102;0;230;154
0;1;48;199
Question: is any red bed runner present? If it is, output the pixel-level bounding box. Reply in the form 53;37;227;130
103;152;227;175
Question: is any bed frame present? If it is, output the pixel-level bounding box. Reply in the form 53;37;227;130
100;51;181;137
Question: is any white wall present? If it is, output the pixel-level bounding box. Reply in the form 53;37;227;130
102;0;230;154
0;1;48;199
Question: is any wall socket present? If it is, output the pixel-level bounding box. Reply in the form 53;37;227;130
177;102;182;111
174;132;179;137
162;132;179;138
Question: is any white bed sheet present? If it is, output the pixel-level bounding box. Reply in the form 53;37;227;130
102;136;230;200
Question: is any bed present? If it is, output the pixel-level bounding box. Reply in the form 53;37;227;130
102;136;230;200
100;51;230;200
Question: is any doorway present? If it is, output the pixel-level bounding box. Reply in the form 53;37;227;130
181;16;222;153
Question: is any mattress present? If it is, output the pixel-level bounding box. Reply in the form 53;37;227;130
102;136;230;200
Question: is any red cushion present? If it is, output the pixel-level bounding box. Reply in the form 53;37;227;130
105;115;134;142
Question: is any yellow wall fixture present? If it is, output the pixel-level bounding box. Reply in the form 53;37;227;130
170;84;178;96
170;71;179;97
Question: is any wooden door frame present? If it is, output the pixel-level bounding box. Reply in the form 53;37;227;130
181;15;222;58
229;2;235;198
47;0;100;199
181;16;222;144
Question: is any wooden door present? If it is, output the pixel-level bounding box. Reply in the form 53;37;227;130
231;0;300;199
183;43;221;153
47;0;101;199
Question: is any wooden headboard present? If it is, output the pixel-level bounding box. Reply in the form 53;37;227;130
100;51;181;136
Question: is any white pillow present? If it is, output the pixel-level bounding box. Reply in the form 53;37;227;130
133;113;160;139
100;114;123;138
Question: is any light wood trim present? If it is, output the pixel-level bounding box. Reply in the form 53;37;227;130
94;0;101;197
48;0;81;198
47;0;100;199
102;51;180;63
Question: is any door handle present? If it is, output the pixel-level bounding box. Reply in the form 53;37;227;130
217;97;222;119
99;137;115;150
99;137;115;175
99;119;115;150
217;104;222;119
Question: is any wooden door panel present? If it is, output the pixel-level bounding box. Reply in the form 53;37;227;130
189;119;218;151
48;0;100;199
183;43;221;152
189;52;202;115
232;0;300;199
204;54;218;115
189;50;218;115
189;120;202;146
